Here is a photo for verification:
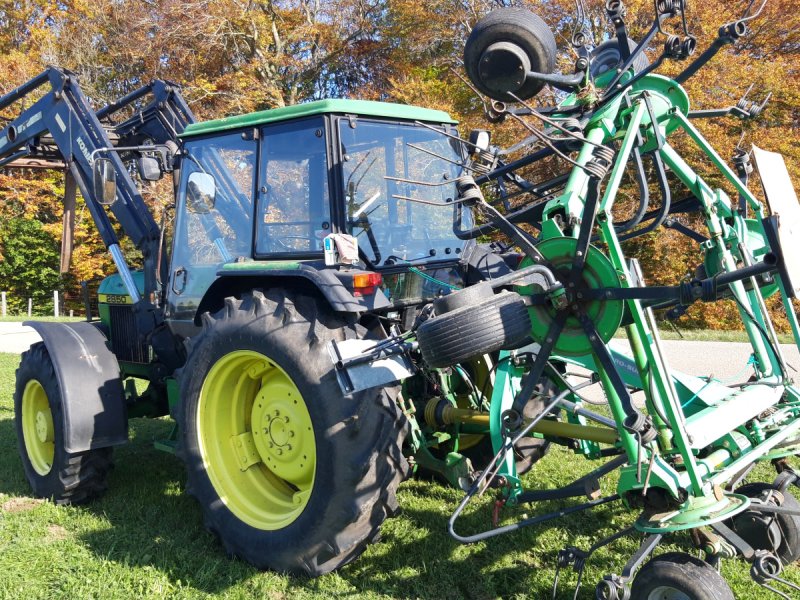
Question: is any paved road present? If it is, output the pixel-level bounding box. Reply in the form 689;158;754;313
2;321;799;394
575;338;800;405
0;322;41;354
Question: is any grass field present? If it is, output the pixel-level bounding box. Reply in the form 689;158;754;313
623;325;796;345
1;351;799;599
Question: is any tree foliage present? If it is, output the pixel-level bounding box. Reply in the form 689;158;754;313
0;218;61;314
0;0;797;327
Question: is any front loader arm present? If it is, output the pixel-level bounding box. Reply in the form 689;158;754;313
0;67;184;371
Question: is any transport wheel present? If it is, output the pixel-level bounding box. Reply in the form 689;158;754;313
590;38;650;79
729;482;800;564
416;291;532;368
630;552;734;600
178;290;409;576
464;7;558;100
14;342;112;504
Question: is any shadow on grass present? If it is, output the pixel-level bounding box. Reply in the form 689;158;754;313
0;418;32;498
337;493;634;599
2;410;644;598
72;417;265;595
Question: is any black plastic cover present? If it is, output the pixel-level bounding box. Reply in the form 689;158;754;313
24;321;128;452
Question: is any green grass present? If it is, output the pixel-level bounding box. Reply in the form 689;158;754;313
1;351;798;599
617;326;796;344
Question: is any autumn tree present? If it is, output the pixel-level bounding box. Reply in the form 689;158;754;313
0;0;797;328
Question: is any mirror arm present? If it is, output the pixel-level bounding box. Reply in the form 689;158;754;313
91;144;173;171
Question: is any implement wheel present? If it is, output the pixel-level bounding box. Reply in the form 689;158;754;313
729;482;800;564
630;552;734;600
14;343;112;504
178;290;409;575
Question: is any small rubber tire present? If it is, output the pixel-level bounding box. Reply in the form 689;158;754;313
177;289;410;576
590;38;650;79
729;482;800;564
433;281;495;314
416;291;532;369
14;342;113;505
464;8;557;101
630;552;735;600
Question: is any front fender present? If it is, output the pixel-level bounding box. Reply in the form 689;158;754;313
24;321;128;452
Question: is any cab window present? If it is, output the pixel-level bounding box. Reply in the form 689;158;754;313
256;118;330;256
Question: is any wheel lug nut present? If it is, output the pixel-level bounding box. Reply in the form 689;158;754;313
268;442;274;448
288;431;295;438
276;448;283;455
286;444;292;451
284;416;290;423
274;409;280;416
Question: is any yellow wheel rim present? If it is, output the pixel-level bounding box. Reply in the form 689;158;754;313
197;350;316;530
21;380;55;476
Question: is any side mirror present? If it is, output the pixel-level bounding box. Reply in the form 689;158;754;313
137;156;163;182
93;158;117;205
463;8;557;101
468;129;491;154
186;171;216;214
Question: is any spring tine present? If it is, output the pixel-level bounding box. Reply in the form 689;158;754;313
405;142;476;172
572;560;585;600
760;583;791;600
741;0;768;23
551;565;561;600
772;575;800;593
412;120;483;151
390;194;470;206
384;174;454;187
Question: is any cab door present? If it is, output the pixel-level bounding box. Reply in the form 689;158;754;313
255;117;332;258
167;131;257;335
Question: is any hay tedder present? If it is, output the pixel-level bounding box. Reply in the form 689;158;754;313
3;0;800;597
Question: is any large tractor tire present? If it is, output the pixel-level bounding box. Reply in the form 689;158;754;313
14;342;113;504
177;290;410;576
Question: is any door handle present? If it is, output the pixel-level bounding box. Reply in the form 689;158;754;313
172;266;187;295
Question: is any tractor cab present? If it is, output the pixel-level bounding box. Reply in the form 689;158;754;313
167;100;478;333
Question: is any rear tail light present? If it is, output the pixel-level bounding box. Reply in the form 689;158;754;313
353;272;382;296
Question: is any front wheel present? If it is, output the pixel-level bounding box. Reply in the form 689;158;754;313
178;290;409;575
14;343;112;504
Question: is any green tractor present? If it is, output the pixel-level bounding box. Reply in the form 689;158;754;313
6;0;800;595
1;74;528;575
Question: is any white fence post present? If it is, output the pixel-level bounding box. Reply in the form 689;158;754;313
1;291;5;317
27;298;32;317
54;290;59;317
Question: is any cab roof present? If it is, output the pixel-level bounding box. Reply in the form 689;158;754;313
181;99;457;138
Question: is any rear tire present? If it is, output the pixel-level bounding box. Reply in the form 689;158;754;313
177;290;409;575
14;342;113;505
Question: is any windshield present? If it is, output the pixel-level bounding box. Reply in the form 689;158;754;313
178;134;255;263
339;119;473;267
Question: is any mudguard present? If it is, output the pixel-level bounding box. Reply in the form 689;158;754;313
24;321;128;452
